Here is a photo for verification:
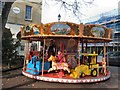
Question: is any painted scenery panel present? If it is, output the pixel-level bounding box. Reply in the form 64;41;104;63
51;23;71;35
91;27;105;37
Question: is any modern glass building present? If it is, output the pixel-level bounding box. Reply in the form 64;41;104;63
82;8;120;53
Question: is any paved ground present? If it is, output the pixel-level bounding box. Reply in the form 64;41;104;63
1;66;120;89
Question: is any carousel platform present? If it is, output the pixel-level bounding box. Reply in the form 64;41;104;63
22;70;111;83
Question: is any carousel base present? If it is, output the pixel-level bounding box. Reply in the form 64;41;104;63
22;70;111;83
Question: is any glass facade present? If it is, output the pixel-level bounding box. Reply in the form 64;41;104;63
83;8;120;52
116;22;120;31
84;8;120;37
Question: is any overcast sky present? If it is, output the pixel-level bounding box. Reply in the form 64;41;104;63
41;0;120;24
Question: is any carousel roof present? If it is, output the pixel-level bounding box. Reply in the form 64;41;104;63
20;22;112;43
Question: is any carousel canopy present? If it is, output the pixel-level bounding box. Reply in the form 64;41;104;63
20;22;112;43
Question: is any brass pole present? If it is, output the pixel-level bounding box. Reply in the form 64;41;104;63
106;43;109;66
104;42;106;58
94;43;96;53
42;38;45;76
23;40;29;70
86;42;87;53
81;39;84;62
78;38;81;65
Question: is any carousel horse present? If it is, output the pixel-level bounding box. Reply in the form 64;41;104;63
48;55;70;73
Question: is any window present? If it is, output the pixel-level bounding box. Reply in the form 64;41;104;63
30;43;37;51
20;45;25;51
114;33;120;38
25;5;32;20
116;22;120;31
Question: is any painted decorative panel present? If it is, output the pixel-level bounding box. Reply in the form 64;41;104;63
25;26;31;32
33;26;40;34
91;27;105;37
51;23;71;35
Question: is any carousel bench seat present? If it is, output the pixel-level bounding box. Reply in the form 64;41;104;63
26;57;50;75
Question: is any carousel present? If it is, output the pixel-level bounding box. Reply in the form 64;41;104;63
20;21;112;83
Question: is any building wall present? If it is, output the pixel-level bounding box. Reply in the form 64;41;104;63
7;0;42;25
5;0;42;56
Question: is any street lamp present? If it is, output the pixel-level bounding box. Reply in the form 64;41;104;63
58;14;61;22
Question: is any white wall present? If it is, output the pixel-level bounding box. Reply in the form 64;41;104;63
5;23;23;39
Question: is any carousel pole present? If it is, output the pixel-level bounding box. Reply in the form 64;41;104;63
94;43;96;53
82;40;84;53
104;42;107;66
106;43;109;66
103;41;107;75
77;38;81;65
81;39;84;62
104;42;106;58
90;43;91;53
23;41;27;70
23;39;29;70
42;38;46;76
85;42;87;53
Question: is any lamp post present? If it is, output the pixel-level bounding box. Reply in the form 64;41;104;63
58;14;61;22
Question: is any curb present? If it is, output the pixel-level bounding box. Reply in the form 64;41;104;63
1;66;22;72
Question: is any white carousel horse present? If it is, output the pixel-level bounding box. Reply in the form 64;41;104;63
48;55;70;73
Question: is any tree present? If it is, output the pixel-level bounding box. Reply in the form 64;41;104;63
44;0;94;22
2;2;14;30
1;1;20;68
2;28;14;67
2;28;21;67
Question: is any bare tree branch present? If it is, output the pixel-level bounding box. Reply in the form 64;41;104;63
44;0;95;22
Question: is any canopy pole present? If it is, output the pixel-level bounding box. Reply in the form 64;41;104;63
104;42;106;58
94;43;96;53
103;41;107;75
90;43;91;53
42;38;45;76
78;38;81;66
23;40;29;71
106;43;109;66
81;39;84;61
104;42;107;66
85;42;87;53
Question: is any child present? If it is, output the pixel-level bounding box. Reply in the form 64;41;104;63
57;51;64;63
102;57;106;75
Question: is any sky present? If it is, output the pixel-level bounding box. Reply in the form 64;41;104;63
41;0;120;24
